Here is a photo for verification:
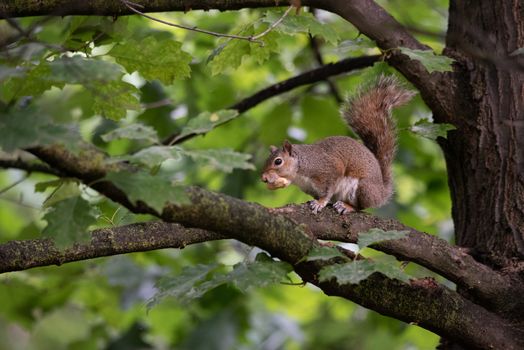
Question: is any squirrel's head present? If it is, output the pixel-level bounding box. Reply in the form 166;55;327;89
261;140;298;190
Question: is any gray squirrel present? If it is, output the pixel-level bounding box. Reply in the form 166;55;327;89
261;75;415;214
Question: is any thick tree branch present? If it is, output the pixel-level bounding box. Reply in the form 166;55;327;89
0;145;512;345
0;222;222;273
1;185;520;319
316;0;456;123
164;54;380;145
300;263;523;350
0;0;283;17
1;197;523;349
282;206;524;317
26;143;524;314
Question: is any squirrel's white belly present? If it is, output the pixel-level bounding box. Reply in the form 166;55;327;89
333;177;359;205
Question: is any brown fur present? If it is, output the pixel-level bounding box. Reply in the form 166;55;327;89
343;75;416;189
261;75;415;213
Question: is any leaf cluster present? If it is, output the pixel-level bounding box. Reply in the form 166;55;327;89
0;4;451;349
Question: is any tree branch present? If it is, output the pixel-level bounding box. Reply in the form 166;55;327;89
2;1;522;346
0;1;292;17
299;262;523;350
0;0;457;121
120;0;294;44
230;55;379;113
5;139;524;349
164;54;380;144
26;137;524;316
1;200;523;349
0;155;64;176
316;0;456;123
282;205;524;317
1;183;519;317
0;222;222;273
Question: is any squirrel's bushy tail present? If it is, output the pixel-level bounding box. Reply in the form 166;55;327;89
342;75;415;188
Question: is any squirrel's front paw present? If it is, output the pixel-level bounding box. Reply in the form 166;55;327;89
309;199;327;214
334;201;355;214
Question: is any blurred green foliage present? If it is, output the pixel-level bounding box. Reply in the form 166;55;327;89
0;2;451;349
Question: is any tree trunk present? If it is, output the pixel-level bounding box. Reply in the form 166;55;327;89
440;0;524;346
444;0;524;267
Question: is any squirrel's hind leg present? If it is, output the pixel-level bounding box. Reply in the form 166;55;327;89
333;201;355;214
355;177;391;209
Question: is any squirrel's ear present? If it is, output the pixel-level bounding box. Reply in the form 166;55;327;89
269;145;278;153
283;140;292;154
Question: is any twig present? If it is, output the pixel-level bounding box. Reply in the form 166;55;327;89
121;0;294;45
0;174;28;195
3;17;28;37
250;5;294;41
142;98;173;110
0;14;56;50
162;54;381;145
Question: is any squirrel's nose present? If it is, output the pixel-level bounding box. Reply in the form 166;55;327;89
261;173;268;183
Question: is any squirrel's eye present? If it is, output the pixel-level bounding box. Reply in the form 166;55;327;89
274;158;283;166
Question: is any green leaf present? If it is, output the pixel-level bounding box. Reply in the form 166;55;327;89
101;123;159;143
2;56;134;123
65;16;128;48
373;256;411;283
183;148;255;173
208;39;251;76
2;56;136;121
48;56;124;84
42;196;97;248
148;264;221;308
337;38;377;53
3;56;124;100
263;11;340;45
3;63;58;100
305;246;347;262
398;48;455;73
109;37;192;84
91;80;141;120
105;170;189;212
226;253;293;292
35;179;65;193
28;306;91;349
123;146;254;172
42;180;82;208
122;146;184;168
0;107;81;152
149;254;292;308
319;259;410;285
409;118;456;140
207;23;280;75
357;228;409;250
173;110;239;143
319;260;377;285
249;30;280;64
